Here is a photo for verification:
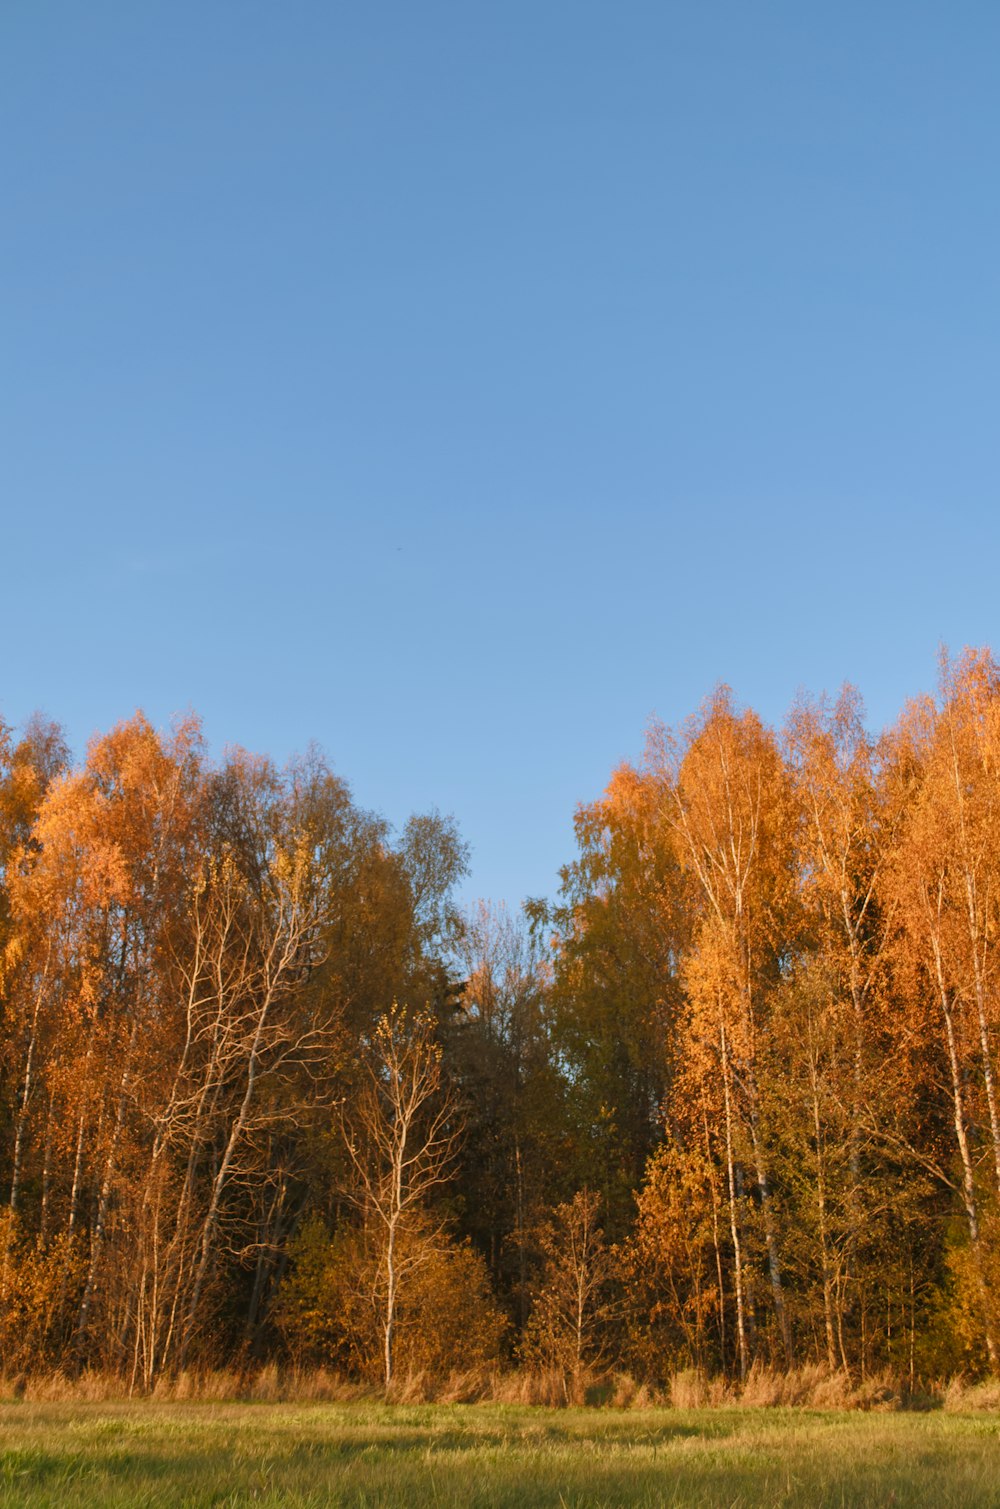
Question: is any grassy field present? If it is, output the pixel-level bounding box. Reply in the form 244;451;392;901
1;1401;999;1507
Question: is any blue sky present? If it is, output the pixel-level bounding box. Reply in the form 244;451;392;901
3;3;999;909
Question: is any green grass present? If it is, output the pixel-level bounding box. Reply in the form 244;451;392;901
1;1401;999;1507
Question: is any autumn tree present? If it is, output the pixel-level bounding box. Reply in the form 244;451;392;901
276;1210;505;1383
1;715;208;1368
521;1189;616;1400
0;711;469;1382
0;714;69;1230
621;1138;727;1377
9;656;1000;1388
654;690;800;1370
341;1005;463;1387
130;753;348;1385
445;901;567;1324
539;763;686;1233
884;650;1000;1368
780;690;914;1373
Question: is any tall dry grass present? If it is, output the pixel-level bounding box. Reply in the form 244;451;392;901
1;1362;995;1410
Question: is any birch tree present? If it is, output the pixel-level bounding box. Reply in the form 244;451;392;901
651;690;800;1368
342;1004;462;1388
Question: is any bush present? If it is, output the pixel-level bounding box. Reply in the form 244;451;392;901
0;1209;84;1373
276;1214;507;1384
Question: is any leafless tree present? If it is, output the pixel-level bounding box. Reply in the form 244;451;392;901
342;1004;462;1387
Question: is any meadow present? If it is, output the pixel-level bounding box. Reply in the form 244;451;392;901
1;1401;999;1508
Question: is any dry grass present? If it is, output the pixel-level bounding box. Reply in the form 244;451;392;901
942;1374;1000;1411
0;1367;371;1407
0;1362;992;1412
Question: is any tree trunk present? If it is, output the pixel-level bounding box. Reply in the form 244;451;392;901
720;1022;748;1380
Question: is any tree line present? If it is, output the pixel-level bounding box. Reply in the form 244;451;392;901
2;648;1000;1391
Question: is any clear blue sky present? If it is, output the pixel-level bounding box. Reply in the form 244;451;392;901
4;3;999;910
